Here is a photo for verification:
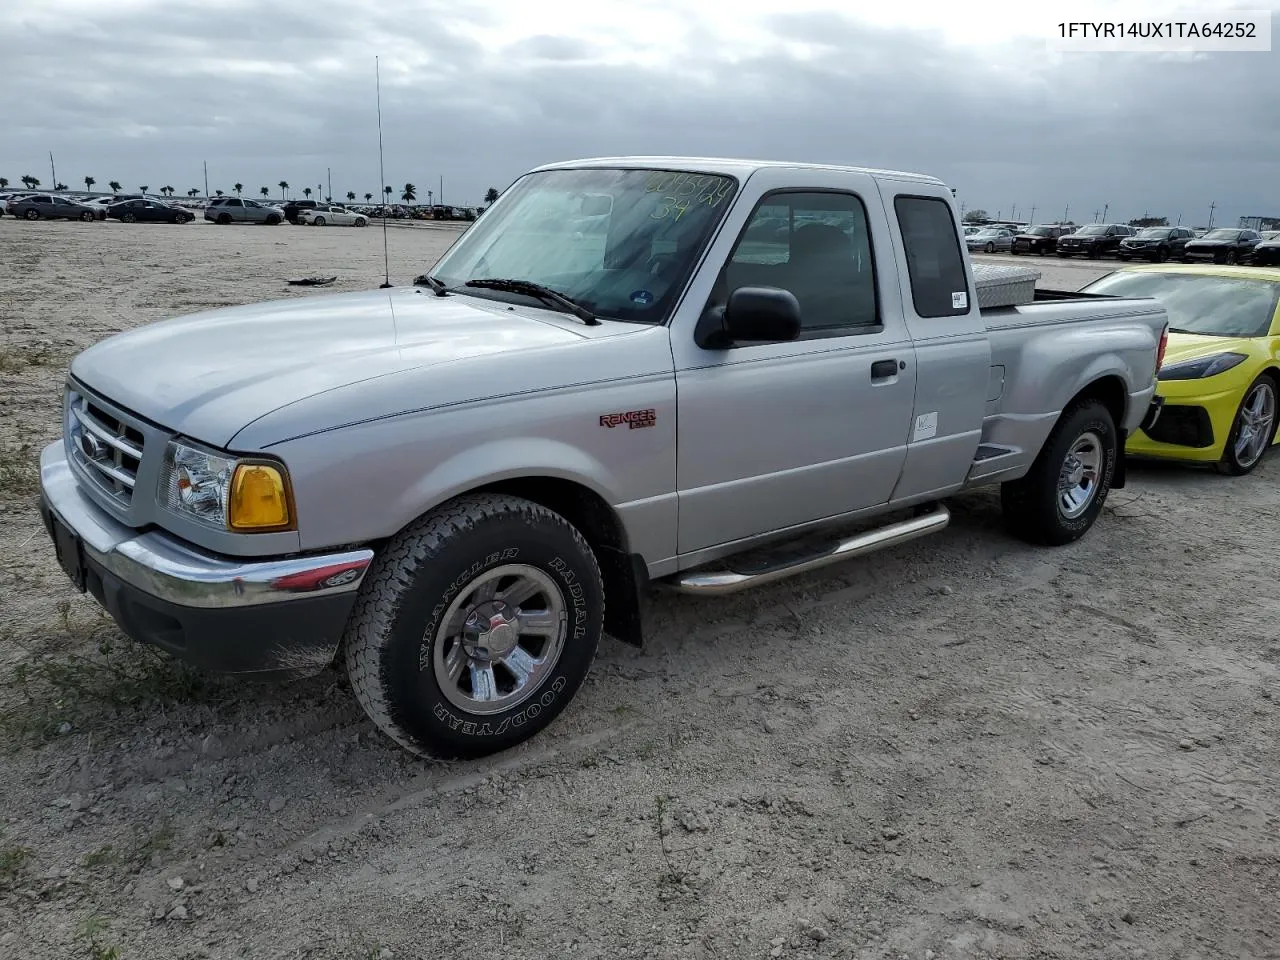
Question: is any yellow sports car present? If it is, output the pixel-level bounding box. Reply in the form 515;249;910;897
1079;264;1280;475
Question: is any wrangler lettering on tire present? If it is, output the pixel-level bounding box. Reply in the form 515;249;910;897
343;493;604;759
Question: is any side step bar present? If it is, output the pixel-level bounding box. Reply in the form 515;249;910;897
663;504;950;597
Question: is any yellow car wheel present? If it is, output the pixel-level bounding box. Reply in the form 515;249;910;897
1216;373;1278;476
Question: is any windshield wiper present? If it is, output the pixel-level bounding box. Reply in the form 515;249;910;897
413;274;450;297
464;278;600;325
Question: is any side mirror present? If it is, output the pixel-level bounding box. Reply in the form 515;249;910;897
695;286;802;349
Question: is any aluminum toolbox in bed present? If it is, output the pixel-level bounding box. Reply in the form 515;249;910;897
972;263;1041;309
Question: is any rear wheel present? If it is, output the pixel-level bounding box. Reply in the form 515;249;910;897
80;211;94;222
217;213;231;225
1216;374;1278;476
122;213;137;223
1001;399;1117;546
1056;251;1070;258
1225;250;1238;265
344;493;605;759
313;216;326;226
24;209;39;220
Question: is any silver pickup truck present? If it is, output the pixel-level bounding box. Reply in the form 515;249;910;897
38;156;1169;758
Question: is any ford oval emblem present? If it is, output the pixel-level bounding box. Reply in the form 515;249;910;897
79;432;103;460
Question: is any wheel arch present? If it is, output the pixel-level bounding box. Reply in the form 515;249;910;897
1064;374;1128;487
392;474;648;648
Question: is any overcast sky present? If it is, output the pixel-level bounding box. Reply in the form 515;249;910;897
3;0;1278;225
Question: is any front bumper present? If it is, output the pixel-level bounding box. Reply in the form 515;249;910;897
38;441;374;679
1124;381;1242;461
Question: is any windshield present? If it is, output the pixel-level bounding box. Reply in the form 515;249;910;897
1202;229;1239;240
1076;225;1108;236
429;167;738;323
1261;231;1280;240
1027;226;1055;236
1136;228;1172;238
1080;271;1279;337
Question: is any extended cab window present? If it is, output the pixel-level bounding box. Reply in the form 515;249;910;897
894;196;970;318
717;191;878;332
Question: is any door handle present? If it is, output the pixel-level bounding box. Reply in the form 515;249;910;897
871;359;900;379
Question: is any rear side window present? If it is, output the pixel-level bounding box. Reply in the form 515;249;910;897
894;196;970;318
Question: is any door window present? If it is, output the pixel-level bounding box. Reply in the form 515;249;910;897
715;191;879;334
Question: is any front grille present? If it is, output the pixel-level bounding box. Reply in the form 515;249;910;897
66;389;146;505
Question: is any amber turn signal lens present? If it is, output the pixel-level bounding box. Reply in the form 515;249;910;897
228;463;293;531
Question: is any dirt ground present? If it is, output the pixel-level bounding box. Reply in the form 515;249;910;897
1;218;1278;960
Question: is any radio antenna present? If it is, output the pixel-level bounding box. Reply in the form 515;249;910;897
376;55;392;289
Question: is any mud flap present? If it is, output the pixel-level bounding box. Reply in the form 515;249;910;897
597;546;648;647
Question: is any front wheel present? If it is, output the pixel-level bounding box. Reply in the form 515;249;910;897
313;216;326;226
354;217;368;227
265;214;281;225
1001;399;1117;546
80;211;94;222
122;213;137;223
1216;374;1278;476
984;242;995;253
24;209;39;220
1225;250;1238;265
344;493;605;759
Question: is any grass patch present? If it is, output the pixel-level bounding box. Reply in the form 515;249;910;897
1;629;230;748
76;914;122;960
0;343;66;373
0;842;32;891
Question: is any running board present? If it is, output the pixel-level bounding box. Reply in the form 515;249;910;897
663;504;951;596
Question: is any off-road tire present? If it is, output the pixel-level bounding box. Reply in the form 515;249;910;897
1001;399;1118;546
344;493;605;759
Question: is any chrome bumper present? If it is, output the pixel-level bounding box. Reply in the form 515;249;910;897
39;441;374;610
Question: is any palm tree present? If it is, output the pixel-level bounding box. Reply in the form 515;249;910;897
278;180;288;200
484;187;500;206
260;187;269;198
364;193;373;203
233;183;243;196
108;181;121;194
303;187;312;200
139;186;149;195
84;176;96;193
401;183;417;204
21;175;37;189
215;190;224;197
162;186;174;197
55;182;67;191
188;188;198;198
0;178;8;191
383;186;393;201
346;191;356;202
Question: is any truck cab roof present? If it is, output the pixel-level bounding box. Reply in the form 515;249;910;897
533;156;947;187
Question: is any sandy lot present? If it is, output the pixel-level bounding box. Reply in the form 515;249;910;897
2;218;1278;960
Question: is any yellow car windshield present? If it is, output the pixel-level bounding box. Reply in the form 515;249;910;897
1082;272;1279;338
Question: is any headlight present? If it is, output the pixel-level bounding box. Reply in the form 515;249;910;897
1157;352;1248;381
159;440;295;532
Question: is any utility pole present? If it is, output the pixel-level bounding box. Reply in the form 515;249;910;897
327;168;332;202
1011;204;1018;221
960;200;966;219
49;152;57;190
439;175;443;208
1063;203;1069;224
1207;201;1216;228
1102;203;1109;222
1029;205;1036;225
203;161;209;199
1176;211;1182;225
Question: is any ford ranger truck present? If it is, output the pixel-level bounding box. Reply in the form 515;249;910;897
38;157;1169;759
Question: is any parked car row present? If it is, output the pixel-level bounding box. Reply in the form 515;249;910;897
0;190;375;228
969;220;1279;264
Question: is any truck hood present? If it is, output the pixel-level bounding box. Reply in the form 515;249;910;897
70;287;617;447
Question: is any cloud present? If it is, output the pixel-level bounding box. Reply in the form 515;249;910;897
1;0;1278;225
